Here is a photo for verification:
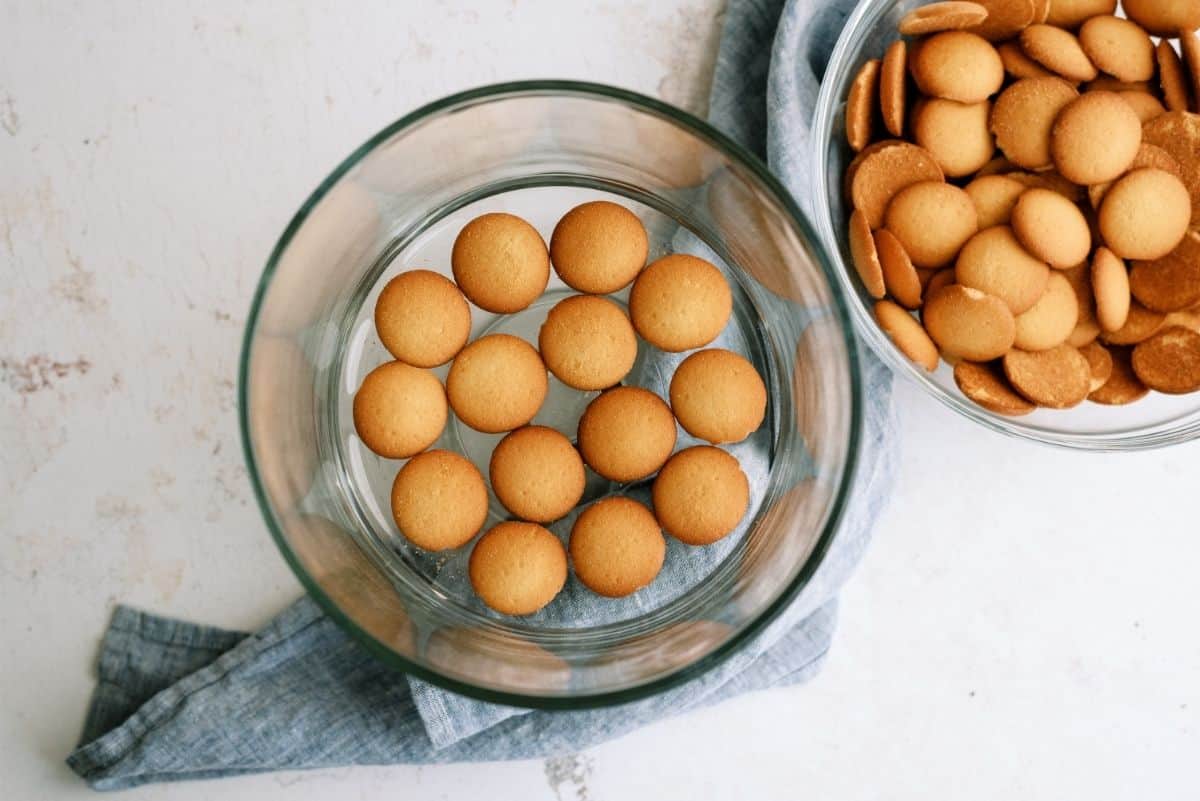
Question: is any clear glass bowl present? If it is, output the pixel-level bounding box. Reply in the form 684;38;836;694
240;81;862;708
812;0;1200;450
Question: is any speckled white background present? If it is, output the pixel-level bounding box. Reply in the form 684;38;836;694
2;2;1198;799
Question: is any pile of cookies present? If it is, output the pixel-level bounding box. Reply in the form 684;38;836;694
844;0;1200;414
352;201;767;616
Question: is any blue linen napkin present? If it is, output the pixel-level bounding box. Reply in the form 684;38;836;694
67;0;896;789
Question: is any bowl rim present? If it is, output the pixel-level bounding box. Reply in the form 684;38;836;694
811;1;1200;452
239;79;865;709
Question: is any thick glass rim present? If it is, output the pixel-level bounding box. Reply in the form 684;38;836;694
812;0;1200;452
238;80;865;709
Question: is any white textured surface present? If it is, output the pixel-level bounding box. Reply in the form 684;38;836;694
1;2;1198;799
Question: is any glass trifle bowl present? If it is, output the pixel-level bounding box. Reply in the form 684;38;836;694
812;0;1200;450
240;81;863;707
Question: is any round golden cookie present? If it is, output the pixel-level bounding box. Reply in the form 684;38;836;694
880;40;907;138
549;201;649;294
990;77;1079;170
651;446;749;546
446;334;547;433
899;1;989;35
1130;231;1200;312
924;283;1017;361
577;386;677;482
1020;24;1099;82
849;209;886;299
489;426;585;523
1098;168;1191;261
353;361;447;459
669;349;767;445
844;139;898;194
1123;0;1200;37
469;521;567;616
883;181;979;269
1156;41;1192;113
1091;247;1131;333
1078;340;1114;391
1051;92;1143;185
1011;188;1091;269
846;58;881;152
374;270;471;368
1088;345;1148;404
1117;91;1166;124
1140;112;1200;228
1099;299;1166;345
998;40;1054;79
875;229;923;309
1078;16;1155;83
569;497;665;598
1045;0;1116;28
1014;272;1079;351
955;225;1050;314
913;98;995;177
537;295;637;391
451;213;549;314
849;141;944;229
965;0;1035;40
1003;344;1091;408
391;450;487;551
1131;326;1200;394
910;32;1005;103
876;300;939;371
965;175;1028;229
953;360;1036;415
629;254;732;352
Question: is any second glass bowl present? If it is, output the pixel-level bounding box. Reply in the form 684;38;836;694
812;0;1200;450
